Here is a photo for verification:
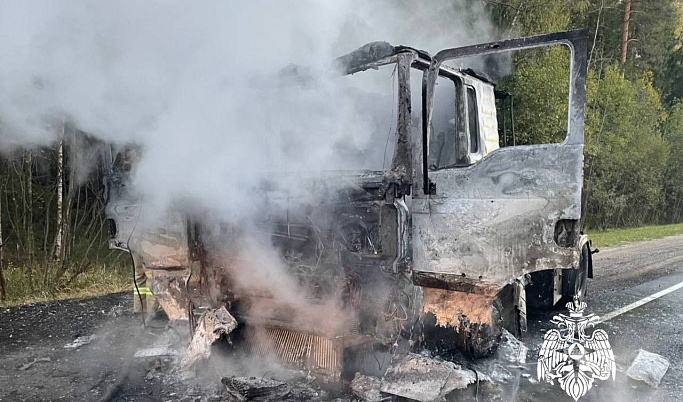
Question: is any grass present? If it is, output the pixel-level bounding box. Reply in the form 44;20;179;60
587;222;683;248
0;263;131;308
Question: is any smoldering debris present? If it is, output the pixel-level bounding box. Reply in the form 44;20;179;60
160;313;528;402
469;328;528;384
17;357;51;371
180;307;237;374
125;322;528;402
494;329;528;365
379;353;492;402
121;325;532;401
218;376;347;402
368;330;526;401
627;349;670;388
221;377;290;401
349;373;382;402
63;334;97;349
134;345;178;358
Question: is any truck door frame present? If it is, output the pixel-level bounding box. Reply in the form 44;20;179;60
410;29;589;292
418;29;588;196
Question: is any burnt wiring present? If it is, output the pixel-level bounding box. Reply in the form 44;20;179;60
345;270;362;311
187;239;209;340
130;253;145;329
126;203;145;328
379;275;412;347
466;364;480;402
305;216;325;268
187;270;195;340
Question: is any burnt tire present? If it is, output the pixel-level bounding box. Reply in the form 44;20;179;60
561;244;589;305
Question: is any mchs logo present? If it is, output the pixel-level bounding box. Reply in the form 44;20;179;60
538;297;616;401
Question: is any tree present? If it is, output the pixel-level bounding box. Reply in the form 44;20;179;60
620;0;632;64
583;67;669;228
486;0;589;36
656;2;683;104
498;46;571;145
54;124;64;262
661;102;683;222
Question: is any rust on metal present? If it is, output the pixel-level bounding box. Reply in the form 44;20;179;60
148;272;192;321
421;287;503;358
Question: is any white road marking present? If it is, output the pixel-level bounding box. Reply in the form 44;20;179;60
600;280;683;322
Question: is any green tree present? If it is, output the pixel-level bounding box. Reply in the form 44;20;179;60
583;67;669;228
580;0;681;90
661;102;683;222
487;0;589;36
499;46;570;145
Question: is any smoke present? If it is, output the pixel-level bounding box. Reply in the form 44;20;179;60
0;0;498;216
0;0;504;382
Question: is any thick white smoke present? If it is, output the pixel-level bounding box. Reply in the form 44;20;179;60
0;1;504;379
0;0;498;217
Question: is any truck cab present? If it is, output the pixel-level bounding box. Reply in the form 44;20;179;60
102;30;590;377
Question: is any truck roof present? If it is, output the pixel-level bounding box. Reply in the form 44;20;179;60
334;41;495;85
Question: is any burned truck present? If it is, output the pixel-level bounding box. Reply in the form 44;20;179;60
102;29;591;380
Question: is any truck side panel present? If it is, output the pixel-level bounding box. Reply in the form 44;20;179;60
412;143;582;289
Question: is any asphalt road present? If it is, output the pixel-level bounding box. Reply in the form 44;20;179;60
517;234;683;402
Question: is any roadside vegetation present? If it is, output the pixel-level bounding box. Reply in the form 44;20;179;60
0;263;130;308
588;223;683;248
2;0;683;304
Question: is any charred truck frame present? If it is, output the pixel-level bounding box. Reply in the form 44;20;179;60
102;29;591;380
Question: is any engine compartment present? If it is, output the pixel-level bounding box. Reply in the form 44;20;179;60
178;176;415;380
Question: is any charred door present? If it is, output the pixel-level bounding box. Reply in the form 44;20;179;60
411;30;589;292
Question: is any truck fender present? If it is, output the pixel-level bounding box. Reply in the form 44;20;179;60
579;234;594;279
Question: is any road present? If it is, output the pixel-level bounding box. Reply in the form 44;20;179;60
517;234;683;402
1;234;682;401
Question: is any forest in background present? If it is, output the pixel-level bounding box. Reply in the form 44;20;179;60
1;0;683;302
0;132;129;303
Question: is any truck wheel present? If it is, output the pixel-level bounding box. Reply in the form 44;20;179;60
561;245;589;304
